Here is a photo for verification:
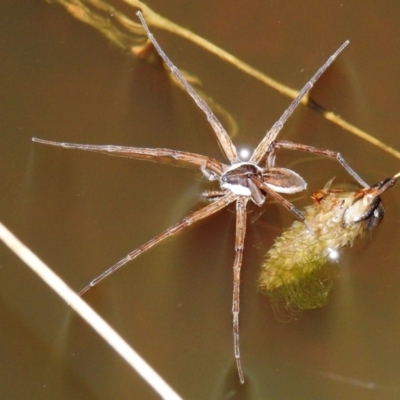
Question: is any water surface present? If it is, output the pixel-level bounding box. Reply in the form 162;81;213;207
1;1;400;399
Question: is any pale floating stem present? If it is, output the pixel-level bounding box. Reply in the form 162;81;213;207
322;111;400;160
0;222;182;400
49;0;400;161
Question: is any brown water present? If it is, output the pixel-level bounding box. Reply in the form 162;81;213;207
1;1;400;399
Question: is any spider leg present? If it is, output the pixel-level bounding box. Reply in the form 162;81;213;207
263;186;305;222
232;196;248;384
273;140;369;187
202;190;227;199
250;176;316;233
250;41;349;164
136;11;239;164
32;138;225;176
79;192;237;296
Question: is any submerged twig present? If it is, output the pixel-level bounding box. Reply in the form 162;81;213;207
47;0;400;160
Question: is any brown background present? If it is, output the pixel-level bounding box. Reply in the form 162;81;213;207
1;1;400;399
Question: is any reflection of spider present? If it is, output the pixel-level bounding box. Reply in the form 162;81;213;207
33;11;368;383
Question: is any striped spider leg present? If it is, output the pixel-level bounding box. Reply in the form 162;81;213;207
32;11;367;384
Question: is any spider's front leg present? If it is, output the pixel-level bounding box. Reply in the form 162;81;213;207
250;41;350;164
136;11;239;164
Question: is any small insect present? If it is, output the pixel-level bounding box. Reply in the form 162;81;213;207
32;11;368;383
260;173;399;314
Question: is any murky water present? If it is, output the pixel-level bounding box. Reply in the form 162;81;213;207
1;1;400;399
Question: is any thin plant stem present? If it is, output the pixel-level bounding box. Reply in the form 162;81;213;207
0;222;182;400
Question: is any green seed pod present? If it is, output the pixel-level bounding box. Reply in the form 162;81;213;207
259;174;399;313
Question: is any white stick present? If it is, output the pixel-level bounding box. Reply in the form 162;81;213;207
0;222;182;400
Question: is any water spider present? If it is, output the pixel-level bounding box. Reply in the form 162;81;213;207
32;11;368;384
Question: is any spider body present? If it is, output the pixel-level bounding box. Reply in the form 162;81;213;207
219;162;307;205
32;11;369;384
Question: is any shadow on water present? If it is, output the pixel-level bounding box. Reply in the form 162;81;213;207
1;0;400;399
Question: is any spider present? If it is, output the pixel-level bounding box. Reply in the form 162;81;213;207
32;11;368;384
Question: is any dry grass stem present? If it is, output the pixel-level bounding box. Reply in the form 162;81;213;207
0;222;182;400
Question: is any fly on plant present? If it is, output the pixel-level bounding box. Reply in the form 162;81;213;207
260;173;399;314
32;11;369;383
